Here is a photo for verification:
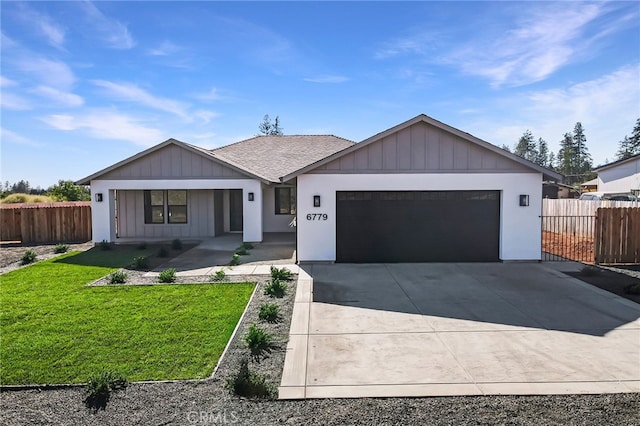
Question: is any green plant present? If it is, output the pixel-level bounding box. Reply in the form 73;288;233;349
54;243;69;254
264;278;287;298
258;303;280;323
229;253;240;266
157;246;169;257
270;266;293;281
108;270;128;284
171;238;183;250
85;370;127;409
130;256;149;270
99;240;111;251
211;269;226;282
21;249;37;265
237;248;249;256
136;241;148;250
624;283;640;295
580;266;601;276
158;268;177;283
224;358;274;398
242;242;254;250
245;323;273;358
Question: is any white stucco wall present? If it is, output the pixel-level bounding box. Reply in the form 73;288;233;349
296;173;543;262
597;158;640;194
90;179;263;243
262;185;296;233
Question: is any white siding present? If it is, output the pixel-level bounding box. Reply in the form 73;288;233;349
597;157;640;194
296;173;543;262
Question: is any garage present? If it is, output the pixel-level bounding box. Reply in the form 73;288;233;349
336;190;500;263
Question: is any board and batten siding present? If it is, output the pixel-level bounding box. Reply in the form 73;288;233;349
116;190;215;238
101;144;247;180
311;122;531;174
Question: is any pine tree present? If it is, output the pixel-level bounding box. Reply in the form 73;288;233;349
572;122;592;176
514;130;538;162
535;137;550;167
616;118;640;160
500;144;511;153
258;114;283;136
557;132;577;179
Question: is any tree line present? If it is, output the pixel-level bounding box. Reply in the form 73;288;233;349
1;180;91;202
505;118;640;185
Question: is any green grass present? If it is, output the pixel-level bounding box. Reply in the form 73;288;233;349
0;249;255;385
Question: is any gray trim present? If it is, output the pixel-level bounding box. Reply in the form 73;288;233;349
594;154;640;172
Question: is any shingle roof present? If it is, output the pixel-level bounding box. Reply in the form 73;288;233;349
210;135;355;182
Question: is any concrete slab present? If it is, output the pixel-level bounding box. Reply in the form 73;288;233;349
279;262;640;399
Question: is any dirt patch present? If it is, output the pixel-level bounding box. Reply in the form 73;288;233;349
542;231;594;263
0;242;94;274
566;268;640;304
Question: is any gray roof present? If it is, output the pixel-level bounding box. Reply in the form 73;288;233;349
211;135;355;182
594;153;640;172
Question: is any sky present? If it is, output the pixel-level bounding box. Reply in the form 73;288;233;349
1;1;639;189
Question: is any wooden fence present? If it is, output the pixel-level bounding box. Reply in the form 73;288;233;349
595;208;640;264
0;202;91;244
542;199;639;236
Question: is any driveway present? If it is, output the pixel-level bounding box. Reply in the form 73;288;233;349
279;262;640;399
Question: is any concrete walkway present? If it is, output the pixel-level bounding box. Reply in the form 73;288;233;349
279;262;640;399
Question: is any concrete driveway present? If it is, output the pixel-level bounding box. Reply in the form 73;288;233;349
279;262;640;399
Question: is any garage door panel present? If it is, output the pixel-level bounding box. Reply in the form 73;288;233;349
336;191;500;263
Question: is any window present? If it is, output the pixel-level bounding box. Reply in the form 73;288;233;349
144;190;187;224
275;187;296;215
144;190;165;224
168;190;187;223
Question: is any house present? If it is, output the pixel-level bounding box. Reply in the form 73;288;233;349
593;154;640;196
543;181;579;199
579;178;598;193
77;114;562;263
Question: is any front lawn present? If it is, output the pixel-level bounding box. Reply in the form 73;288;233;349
0;249;255;385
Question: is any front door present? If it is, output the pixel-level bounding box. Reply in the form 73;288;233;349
229;189;243;232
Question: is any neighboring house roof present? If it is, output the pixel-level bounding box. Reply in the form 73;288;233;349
210;135;355;182
281;114;564;182
593;153;640;172
580;178;598;187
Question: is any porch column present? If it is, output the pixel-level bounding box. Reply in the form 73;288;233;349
90;181;116;243
243;180;263;242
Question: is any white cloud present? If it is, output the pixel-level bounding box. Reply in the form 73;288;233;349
0;76;18;88
0;93;32;110
92;80;190;119
445;3;634;87
194;110;219;124
374;32;439;60
466;65;640;165
0;127;40;146
15;2;66;49
303;75;349;84
195;87;223;102
14;57;75;90
147;40;181;56
40;110;164;146
79;1;134;49
31;86;84;107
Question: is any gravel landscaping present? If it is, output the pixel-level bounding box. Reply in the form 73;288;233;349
0;242;94;274
1;245;638;425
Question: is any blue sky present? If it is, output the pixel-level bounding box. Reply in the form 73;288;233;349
1;1;639;188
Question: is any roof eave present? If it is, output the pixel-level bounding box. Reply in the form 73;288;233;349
594;154;640;172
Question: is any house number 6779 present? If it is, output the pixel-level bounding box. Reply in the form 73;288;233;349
306;213;328;221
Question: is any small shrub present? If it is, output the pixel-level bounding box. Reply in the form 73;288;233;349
171;238;183;250
225;358;274;398
580;266;601;276
21;249;37;265
85;370;127;410
237;248;249;256
245;323;273;358
108;271;127;284
270;266;293;281
99;240;111;251
242;242;254;250
258;303;280;323
54;243;69;254
625;283;640;295
229;253;240;266
130;256;149;270
211;269;226;282
136;241;148;250
264;278;287;298
157;246;169;258
158;268;177;283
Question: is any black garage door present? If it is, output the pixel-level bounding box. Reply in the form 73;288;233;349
336;191;500;263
